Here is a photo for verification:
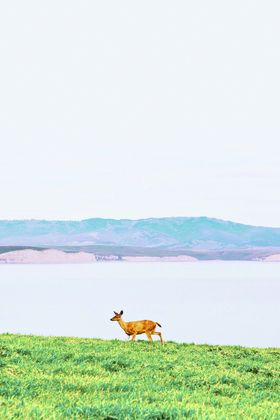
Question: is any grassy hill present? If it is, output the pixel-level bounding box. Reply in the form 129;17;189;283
0;335;279;419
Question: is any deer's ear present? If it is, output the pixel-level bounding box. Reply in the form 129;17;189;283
114;311;118;315
120;310;123;315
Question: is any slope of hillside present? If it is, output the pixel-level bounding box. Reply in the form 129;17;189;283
0;217;280;249
0;334;279;419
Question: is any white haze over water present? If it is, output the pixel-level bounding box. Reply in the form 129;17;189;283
0;2;280;226
0;262;279;347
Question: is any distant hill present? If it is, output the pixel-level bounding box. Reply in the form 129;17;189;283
0;217;280;251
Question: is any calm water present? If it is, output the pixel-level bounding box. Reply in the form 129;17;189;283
0;262;279;347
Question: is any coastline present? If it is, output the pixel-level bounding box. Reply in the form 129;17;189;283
0;248;279;263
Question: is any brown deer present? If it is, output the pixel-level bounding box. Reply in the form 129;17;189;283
110;310;163;344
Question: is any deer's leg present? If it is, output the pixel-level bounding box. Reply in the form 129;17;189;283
131;333;137;341
152;331;164;344
146;332;153;342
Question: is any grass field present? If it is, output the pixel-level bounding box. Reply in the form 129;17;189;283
0;334;279;419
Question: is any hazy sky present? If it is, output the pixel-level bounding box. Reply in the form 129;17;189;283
0;2;279;226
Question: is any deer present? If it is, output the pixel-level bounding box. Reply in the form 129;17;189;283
110;310;164;344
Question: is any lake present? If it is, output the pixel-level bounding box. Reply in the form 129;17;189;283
0;262;279;347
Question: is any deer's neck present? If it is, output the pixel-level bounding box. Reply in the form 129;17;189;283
118;318;128;333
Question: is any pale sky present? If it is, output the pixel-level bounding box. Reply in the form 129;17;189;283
0;1;279;227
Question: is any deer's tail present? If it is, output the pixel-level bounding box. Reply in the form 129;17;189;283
156;322;162;328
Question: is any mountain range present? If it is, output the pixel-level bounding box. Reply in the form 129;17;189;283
0;217;280;261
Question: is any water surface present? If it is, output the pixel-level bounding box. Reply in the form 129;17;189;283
0;262;279;347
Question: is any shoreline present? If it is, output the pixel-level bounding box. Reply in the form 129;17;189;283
0;248;279;263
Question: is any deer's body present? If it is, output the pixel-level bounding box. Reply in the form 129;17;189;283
110;311;163;344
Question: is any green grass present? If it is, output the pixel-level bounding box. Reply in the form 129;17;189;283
0;334;279;419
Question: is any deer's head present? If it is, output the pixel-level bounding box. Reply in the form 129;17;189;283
110;310;123;321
